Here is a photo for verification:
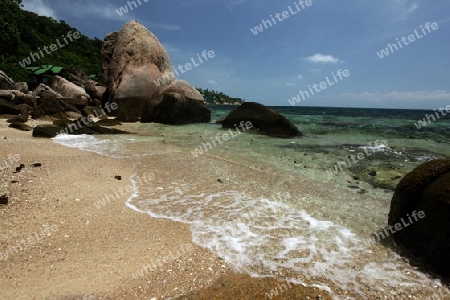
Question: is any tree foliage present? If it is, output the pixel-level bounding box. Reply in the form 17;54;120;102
0;1;102;82
196;87;245;105
0;0;23;55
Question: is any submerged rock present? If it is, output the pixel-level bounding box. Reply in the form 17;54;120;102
388;159;450;277
221;102;302;138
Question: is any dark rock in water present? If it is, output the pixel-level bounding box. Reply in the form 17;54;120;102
96;119;122;126
221;102;302;138
0;194;8;205
388;159;450;277
368;170;377;176
8;122;33;131
143;93;211;125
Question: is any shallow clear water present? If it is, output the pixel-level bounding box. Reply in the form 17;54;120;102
53;106;450;299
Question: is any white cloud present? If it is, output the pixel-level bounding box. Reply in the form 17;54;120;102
390;0;419;21
144;22;181;31
23;0;57;19
305;54;343;64
342;91;450;102
297;75;303;79
208;80;218;85
286;83;297;87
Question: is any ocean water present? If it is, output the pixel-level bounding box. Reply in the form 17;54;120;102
53;106;450;299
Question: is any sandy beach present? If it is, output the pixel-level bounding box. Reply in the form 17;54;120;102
0;120;331;300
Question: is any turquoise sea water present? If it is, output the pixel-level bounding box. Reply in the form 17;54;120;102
53;106;450;299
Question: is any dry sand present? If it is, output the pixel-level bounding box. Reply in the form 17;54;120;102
0;120;331;300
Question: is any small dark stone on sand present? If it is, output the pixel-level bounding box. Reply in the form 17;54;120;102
114;175;122;180
19;164;25;169
11;180;19;184
0;194;8;205
217;179;223;183
31;163;42;167
15;167;21;172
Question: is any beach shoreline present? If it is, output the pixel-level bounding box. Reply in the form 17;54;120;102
0;120;332;300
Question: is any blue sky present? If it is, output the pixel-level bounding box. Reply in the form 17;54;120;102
22;0;450;109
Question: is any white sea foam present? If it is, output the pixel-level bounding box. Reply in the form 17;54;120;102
52;134;126;158
125;178;450;299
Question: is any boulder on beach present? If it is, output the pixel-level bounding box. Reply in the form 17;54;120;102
221;102;302;138
8;122;32;131
0;70;15;90
32;118;128;138
14;82;29;93
33;83;61;99
102;20;175;121
140;79;209;124
388;159;450;276
101;20;209;124
0;99;21;115
51;75;90;100
162;79;204;101
143;93;211;125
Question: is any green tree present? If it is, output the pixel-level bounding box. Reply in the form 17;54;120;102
0;0;23;56
196;87;244;104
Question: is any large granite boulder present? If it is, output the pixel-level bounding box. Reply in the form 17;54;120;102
102;20;175;122
51;75;90;100
143;93;210;125
140;79;209;124
388;159;450;276
162;79;204;101
0;70;15;90
221;102;302;138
